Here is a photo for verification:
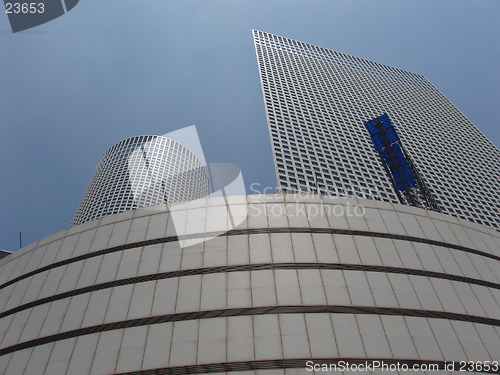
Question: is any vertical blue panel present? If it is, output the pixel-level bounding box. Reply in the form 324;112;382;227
365;114;416;191
379;143;416;190
364;113;400;150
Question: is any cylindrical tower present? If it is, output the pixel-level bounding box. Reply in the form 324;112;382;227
71;135;210;226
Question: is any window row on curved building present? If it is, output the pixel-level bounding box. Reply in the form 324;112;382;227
0;194;498;375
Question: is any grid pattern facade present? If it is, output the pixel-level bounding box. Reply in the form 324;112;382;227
253;30;500;230
0;194;498;375
71;135;210;226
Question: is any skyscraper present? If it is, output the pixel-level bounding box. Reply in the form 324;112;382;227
253;30;500;230
0;32;498;375
71;135;210;226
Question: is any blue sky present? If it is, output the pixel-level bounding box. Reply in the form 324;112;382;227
0;0;499;251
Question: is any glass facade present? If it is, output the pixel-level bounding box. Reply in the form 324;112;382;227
71;135;210;226
253;30;500;230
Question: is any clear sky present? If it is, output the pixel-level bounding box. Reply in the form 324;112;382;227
1;0;499;251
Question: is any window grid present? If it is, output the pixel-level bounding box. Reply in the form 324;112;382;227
253;30;500;230
71;136;210;226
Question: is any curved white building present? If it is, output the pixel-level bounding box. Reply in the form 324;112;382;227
71;135;210;227
0;194;498;375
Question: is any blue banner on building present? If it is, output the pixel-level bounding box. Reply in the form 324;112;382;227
364;114;416;191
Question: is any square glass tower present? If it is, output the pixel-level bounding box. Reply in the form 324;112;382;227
253;30;500;229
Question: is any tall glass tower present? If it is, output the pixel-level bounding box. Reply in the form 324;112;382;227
71;135;210;226
253;30;500;230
